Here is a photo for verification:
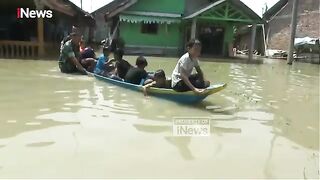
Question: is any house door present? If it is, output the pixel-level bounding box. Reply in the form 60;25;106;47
198;25;224;56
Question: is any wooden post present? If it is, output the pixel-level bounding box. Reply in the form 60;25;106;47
287;0;299;65
10;44;14;58
261;24;267;56
37;17;44;57
165;23;168;34
34;0;45;58
249;24;257;61
191;18;197;39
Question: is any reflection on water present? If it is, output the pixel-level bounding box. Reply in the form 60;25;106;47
0;58;318;178
26;141;55;147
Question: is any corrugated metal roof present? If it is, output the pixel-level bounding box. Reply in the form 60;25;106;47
124;11;181;18
119;14;181;24
92;0;138;19
263;0;288;21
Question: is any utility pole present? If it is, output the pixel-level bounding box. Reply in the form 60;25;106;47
34;0;44;57
191;18;197;39
80;0;83;9
287;0;299;65
249;24;257;61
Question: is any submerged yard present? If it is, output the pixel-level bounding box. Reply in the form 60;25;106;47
0;57;319;178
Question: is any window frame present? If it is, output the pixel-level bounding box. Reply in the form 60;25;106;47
141;23;159;35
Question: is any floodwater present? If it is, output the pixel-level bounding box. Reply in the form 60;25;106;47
0;57;319;179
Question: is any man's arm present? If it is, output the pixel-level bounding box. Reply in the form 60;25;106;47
70;57;86;74
64;44;86;74
107;58;117;64
142;81;156;96
195;66;204;81
180;72;205;94
180;69;195;91
180;68;205;94
112;61;118;76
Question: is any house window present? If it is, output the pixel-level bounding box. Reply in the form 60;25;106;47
141;23;158;34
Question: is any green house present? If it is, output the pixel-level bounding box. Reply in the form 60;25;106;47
92;0;263;57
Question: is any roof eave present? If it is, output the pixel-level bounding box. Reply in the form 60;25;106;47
183;0;226;19
183;0;264;24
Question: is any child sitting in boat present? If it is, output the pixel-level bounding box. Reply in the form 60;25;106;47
171;39;210;93
142;69;171;96
102;65;123;81
79;47;97;73
94;46;123;81
94;46;111;75
124;56;148;85
108;48;132;79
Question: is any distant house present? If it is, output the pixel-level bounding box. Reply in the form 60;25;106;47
263;0;320;50
234;25;266;56
91;0;138;44
0;0;95;59
92;0;263;57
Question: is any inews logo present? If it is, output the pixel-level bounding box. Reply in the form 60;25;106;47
17;8;53;18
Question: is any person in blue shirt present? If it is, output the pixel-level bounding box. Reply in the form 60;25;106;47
94;46;112;75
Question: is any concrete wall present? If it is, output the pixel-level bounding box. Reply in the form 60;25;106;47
266;0;320;50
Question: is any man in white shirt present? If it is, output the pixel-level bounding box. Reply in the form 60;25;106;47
171;39;210;93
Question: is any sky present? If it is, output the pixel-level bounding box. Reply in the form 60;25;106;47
70;0;280;17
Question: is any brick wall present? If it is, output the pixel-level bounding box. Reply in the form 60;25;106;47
266;0;319;50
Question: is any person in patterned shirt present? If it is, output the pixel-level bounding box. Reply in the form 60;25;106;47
58;27;86;74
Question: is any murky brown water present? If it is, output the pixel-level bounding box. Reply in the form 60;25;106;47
0;57;319;178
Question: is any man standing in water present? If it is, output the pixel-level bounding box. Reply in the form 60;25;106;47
58;27;86;74
171;39;210;93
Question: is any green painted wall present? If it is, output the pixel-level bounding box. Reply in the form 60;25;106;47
120;0;254;56
127;0;185;14
120;22;181;47
119;0;184;50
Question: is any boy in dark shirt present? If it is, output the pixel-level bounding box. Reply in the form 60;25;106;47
108;48;132;79
125;56;148;85
142;69;171;96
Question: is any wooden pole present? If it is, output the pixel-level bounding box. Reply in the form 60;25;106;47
287;0;299;65
261;24;267;56
36;1;44;58
191;18;197;39
249;24;257;61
